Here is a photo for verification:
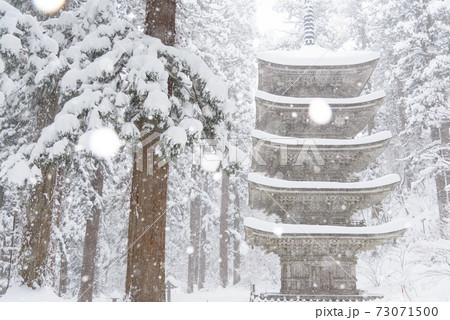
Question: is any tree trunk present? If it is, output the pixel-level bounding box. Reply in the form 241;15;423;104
232;184;241;285
58;249;68;297
145;0;176;46
48;167;66;288
126;130;169;302
219;170;229;287
431;124;450;238
18;166;57;288
396;78;407;133
125;0;176;302
55;169;70;297
396;78;412;190
198;203;206;290
187;165;200;293
0;185;4;208
78;162;103;302
18;72;60;288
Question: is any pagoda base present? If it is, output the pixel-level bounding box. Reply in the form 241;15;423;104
253;292;383;302
280;256;358;295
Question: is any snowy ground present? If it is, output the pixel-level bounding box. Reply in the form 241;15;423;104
0;283;64;302
2;278;450;302
0;283;252;302
172;286;250;302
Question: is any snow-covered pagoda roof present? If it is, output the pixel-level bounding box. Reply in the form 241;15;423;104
244;217;409;236
258;45;380;67
248;172;400;190
255;90;385;106
257;46;380;98
251;129;392;146
244;217;408;257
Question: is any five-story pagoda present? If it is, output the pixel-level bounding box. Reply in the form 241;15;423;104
244;0;407;301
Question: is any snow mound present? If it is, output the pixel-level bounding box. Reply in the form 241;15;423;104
0;34;21;55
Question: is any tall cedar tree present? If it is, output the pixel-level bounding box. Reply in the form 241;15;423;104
78;162;104;301
187;164;200;293
219;170;229;287
19;84;60;288
125;0;176;302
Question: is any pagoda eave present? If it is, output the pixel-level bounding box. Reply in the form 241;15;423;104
251;130;392;180
258;57;379;98
248;173;400;224
244;218;408;256
255;91;384;138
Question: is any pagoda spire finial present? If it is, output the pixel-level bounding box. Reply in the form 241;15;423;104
303;0;315;45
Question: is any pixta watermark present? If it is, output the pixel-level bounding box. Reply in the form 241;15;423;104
132;132;324;176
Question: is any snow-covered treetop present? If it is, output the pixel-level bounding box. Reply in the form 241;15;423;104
0;0;62;184
0;0;235;185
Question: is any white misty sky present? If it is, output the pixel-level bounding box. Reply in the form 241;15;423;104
254;0;297;49
255;0;293;34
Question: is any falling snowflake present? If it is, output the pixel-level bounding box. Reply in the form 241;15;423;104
186;246;194;255
200;151;222;172
308;99;332;125
239;242;250;255
88;128;122;159
273;226;283;237
32;0;66;14
212;171;222;181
